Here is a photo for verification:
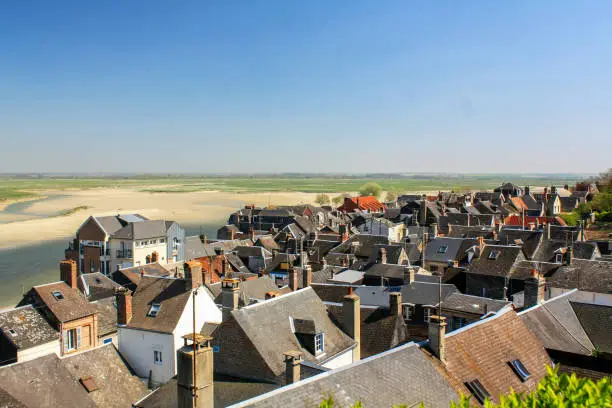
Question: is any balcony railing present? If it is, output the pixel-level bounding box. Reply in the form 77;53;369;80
116;249;133;259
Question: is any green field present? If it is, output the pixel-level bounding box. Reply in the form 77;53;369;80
0;174;586;202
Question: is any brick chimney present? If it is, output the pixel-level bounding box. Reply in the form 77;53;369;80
389;292;402;317
184;261;203;291
524;269;546;308
428;315;447;363
379;247;387;264
302;265;312;288
222;278;240;320
115;287;132;326
250;227;255;241
60;260;78;289
343;288;361;361
288;267;298;292
177;335;214;408
477;236;486;253
283;350;303;385
547;222;552;240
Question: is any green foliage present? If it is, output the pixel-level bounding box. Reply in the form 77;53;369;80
592;191;612;213
359;182;382;198
332;193;350;206
385;191;398;202
315;193;331;205
575;203;592;219
560;212;580;227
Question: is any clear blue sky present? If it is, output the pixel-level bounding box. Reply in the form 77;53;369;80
1;1;610;174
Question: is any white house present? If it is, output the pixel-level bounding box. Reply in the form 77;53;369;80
116;261;221;384
110;220;169;272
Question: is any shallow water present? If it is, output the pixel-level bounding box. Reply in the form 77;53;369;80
0;194;69;224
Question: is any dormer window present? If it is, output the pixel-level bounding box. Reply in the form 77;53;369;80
555;253;563;264
509;359;531;382
488;250;500;260
437;245;448;254
52;291;64;300
314;332;324;354
148;303;161;317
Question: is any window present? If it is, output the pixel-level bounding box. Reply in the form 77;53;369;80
509;359;531;381
424;307;432;323
8;329;17;337
103;338;112;345
52;291;64;300
154;350;163;364
148;303;161;317
555;253;563;263
403;305;414;322
64;327;81;352
488;250;500;260
314;333;324;354
465;379;491;404
437;245;448;254
160;238;166;243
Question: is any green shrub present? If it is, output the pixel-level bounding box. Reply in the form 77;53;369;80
560;212;579;226
359;182;382;198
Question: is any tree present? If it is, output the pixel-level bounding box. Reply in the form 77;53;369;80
385;191;398;202
332;193;350;207
314;193;331;206
359;182;382;198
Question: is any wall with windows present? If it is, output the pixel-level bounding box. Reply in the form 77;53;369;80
166;222;185;262
60;314;98;356
117;328;175;384
133;238;168;267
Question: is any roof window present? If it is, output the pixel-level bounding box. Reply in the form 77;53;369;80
509;359;531;382
52;291;64;300
8;329;17;337
148;303;161;317
437;245;448;254
488;250;500;260
465;379;490;404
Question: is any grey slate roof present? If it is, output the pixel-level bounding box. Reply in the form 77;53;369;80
184;237;253;260
570;301;612;354
519;291;594;355
546;259;612;293
93;216;125;235
0;354;96;408
327;234;390;259
206;276;287;306
467;245;525;278
81;272;123;301
425;237;477;264
111;220;168;240
90;297;118;337
229;342;458;408
0;305;58;350
498;228;543;259
441;292;510;315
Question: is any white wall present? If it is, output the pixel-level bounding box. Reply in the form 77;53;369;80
17;340;60;362
133;241;168;266
118;328;175;384
322;347;354;370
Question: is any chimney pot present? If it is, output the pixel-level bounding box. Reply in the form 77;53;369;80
222;278;240;320
283;350;303;385
389;292;402;316
524;271;546;308
115;287;133;325
343;291;361;361
184;261;203;291
302;265;312;288
428;315;447;363
288;268;298;291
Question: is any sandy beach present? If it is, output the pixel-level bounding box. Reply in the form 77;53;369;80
0;188;322;249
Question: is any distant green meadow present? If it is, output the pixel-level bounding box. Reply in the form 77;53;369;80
0;174;585;202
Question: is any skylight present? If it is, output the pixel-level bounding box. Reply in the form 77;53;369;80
52;291;64;300
488;250;500;260
437;245;448;254
8;329;17;337
509;359;531;382
465;379;490;404
148;303;161;317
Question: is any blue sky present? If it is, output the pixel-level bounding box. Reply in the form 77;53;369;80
1;1;610;174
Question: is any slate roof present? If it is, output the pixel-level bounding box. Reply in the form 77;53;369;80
93;216;125;235
519;291;594;356
254;236;279;251
446;225;494;239
570;301;612;354
443;307;551;404
0;354;96;408
367;244;408;265
546;259;612;293
113;263;173;291
217;287;356;377
327;305;408;358
112;220;168;240
425;238;478;264
467;245;525;278
0;305;58;350
363;263;412;280
326;234;390;259
62;344;149;408
206;276;285;306
356;283;458;307
230;342;458;408
498;228;543;259
126;276;192;333
572;241;600;260
81;272;123;301
441;293;510;316
90;297;118;337
33;282;97;323
184;237;253;260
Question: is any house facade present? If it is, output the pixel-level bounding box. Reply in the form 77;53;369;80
110;220;169;272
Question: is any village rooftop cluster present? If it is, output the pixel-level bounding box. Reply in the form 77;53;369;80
0;181;610;407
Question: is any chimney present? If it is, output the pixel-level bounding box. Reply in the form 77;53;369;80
115;287;133;326
403;267;414;284
343;288;361;361
477;236;485;253
177;334;214;408
184;261;203;291
250;227;255;241
283;350;303;385
60;260;78;289
566;246;573;265
428;315;447;363
302;265;312;288
431;223;438;237
288;267;298;291
525;185;530;195
229;227;235;241
524;269;546;308
379;247;387;264
389;292;402;317
265;291;279;300
221;278;240;320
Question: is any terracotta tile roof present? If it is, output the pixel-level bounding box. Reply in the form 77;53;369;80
509;197;528;211
338;196;386;212
443;307;551;404
33;282;97;323
504;215;567;227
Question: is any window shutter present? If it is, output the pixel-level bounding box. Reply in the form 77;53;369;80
63;330;69;352
76;327;82;349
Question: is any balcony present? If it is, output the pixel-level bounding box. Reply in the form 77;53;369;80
116;249;133;259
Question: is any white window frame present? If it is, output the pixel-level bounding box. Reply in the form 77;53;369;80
154;350;163;365
314;333;324;354
424;307;432;323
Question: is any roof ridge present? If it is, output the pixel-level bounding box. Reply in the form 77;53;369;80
445;304;514;338
517;289;578;315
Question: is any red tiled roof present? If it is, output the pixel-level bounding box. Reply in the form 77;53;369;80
509;197;528;211
338;196;386;212
504;215;567;227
